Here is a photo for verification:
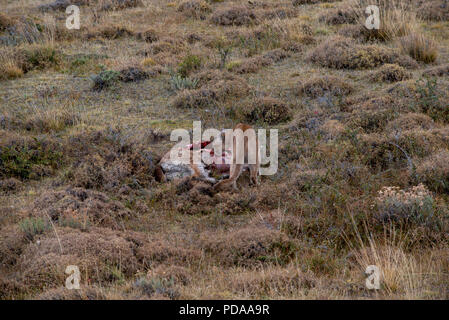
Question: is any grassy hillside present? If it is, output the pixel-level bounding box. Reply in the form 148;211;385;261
0;0;448;299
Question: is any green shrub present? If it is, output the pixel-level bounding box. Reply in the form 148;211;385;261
91;70;120;91
19;217;51;240
177;54;202;78
0;139;63;180
19;45;62;72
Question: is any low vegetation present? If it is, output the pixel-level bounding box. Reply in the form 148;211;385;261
0;0;447;300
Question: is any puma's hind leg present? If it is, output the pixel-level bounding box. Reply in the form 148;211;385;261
249;164;259;186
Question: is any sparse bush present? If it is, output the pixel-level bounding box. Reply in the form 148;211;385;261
170;73;199;91
227;49;289;74
369;64;412;82
0;133;63;180
133;277;179;299
177;0;211;20
307;36;418;69
319;7;358;25
136;28;158;43
417;0;449;21
119;66;149;82
0;178;22;193
385;113;434;133
0;12;15;31
39;0;142;12
177;54;202;78
87;24;134;39
292;0;340;5
211;6;257;26
414;77;448;121
349;0;418;41
91;70;120;91
19;217;51;240
200;226;297;266
28;187;133;230
399;33;439;64
17;45;62;72
374;184;435;225
416;150;449;193
171;72;249;108
422;64;449;77
242;97;292;125
18;227;141;290
136;238;202;267
298;75;353;98
0;57;23;80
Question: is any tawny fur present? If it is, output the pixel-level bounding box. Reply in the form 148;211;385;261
213;123;260;192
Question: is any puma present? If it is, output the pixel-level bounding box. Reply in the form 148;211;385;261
213;123;260;192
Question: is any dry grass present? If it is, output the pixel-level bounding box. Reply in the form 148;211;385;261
0;0;447;300
349;0;418;41
398;33;439;63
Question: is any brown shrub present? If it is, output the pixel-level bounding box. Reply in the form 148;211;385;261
0;12;15;31
385;113;435;133
119;66;149;82
35;286;106;300
64;128;158;191
307;36;418;69
39;0;142;12
171;88;218;109
337;24;367;40
145;37;186;55
292;0;340;5
87;24;134;39
171;72;250;109
261;7;298;20
399;33;439;64
135;239;202;268
100;0;143;11
15;45;62;73
136;29;159;43
0;131;63;180
199;226;297;266
173;178;256;215
242;97;292;125
298;75;353;98
0;225;27;269
228;49;289;74
417;0;449;21
321;119;346;140
148;265;192;285
230;267;316;297
422;64;449;77
358;128;449;170
416;150;449;193
0;178;22;194
319;7;358;25
0;275;26;299
18;227;141;290
27;187;133;230
227;56;270;74
38;0;90;12
211;6;257;26
0;58;23;80
369;64;412;83
177;0;211;20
